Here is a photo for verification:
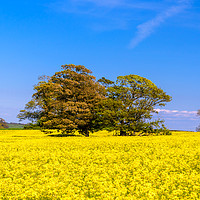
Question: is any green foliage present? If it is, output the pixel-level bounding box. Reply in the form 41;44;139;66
23;123;41;130
18;64;105;136
0;118;8;129
18;65;171;136
97;75;172;136
17;99;41;123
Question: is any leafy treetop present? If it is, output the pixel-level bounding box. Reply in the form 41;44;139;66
18;64;105;136
96;75;172;136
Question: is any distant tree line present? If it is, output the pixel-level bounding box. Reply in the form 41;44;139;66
18;64;172;136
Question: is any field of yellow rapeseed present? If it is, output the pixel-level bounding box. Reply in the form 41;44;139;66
0;130;200;199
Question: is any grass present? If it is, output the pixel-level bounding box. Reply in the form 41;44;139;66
0;130;200;199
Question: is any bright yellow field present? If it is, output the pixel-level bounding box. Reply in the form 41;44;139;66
0;130;200;199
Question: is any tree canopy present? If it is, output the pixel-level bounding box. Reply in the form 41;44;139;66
18;64;105;136
96;75;172;136
0;118;8;129
18;64;171;136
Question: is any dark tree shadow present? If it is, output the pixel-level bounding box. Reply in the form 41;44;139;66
47;134;82;137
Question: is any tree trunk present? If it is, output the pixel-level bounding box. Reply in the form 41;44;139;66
119;120;127;136
85;129;89;137
120;130;126;136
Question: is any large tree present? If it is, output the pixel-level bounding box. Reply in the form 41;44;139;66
18;64;105;136
0;118;8;129
18;66;171;136
96;75;172;136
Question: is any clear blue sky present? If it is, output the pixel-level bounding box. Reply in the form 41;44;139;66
0;0;200;131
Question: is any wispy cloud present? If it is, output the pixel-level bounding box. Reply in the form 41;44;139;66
51;0;168;20
129;0;192;48
154;108;199;131
50;0;166;31
69;0;164;10
50;0;193;45
155;108;198;119
71;0;124;8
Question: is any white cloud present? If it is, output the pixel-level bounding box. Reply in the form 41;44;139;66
155;108;198;118
129;0;191;48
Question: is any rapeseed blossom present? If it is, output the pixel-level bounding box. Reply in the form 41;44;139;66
0;130;200;199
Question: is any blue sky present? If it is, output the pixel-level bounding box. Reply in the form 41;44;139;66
0;0;200;131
